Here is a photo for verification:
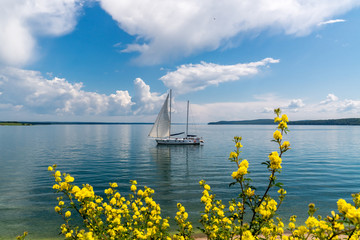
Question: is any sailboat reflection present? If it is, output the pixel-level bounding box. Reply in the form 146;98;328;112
149;145;204;223
150;145;203;176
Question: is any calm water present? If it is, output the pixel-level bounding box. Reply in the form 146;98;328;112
1;124;360;239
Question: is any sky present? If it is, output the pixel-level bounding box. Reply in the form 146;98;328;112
1;0;360;123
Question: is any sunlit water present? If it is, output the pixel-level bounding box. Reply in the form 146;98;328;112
0;124;360;239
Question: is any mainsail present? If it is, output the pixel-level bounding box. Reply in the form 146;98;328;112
148;94;170;138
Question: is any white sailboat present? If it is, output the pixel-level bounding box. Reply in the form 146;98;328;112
148;90;203;145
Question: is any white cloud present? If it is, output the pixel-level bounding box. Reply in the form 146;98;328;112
287;99;305;109
1;67;360;122
159;58;279;94
0;67;180;121
99;0;360;64
318;19;346;26
0;67;134;116
338;99;360;112
320;93;339;104
0;0;83;66
1;1;359;67
132;78;168;114
188;94;360;123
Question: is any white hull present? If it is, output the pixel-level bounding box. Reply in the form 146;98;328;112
156;137;203;145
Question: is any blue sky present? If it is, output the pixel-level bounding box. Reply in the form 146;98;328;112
1;0;360;123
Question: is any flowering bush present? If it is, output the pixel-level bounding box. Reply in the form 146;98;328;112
43;108;360;240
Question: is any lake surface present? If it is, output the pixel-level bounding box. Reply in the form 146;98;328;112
1;124;360;239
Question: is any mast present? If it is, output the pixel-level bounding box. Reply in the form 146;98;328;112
169;89;172;138
186;100;189;136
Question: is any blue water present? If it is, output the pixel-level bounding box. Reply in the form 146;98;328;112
0;124;360;239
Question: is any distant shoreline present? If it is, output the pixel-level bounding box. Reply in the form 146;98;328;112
2;118;360;126
0;121;153;126
208;118;360;125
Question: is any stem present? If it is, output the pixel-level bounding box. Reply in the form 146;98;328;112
347;226;357;239
249;169;276;229
239;179;245;240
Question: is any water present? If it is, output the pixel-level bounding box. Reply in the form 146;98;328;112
1;124;360;239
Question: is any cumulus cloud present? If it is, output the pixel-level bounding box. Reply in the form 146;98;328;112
159;58;279;94
0;67;174;118
1;69;360;122
1;1;359;66
320;93;339;104
0;0;83;66
132;78;168;115
287;99;305;110
99;0;360;64
305;94;360;118
338;99;360;112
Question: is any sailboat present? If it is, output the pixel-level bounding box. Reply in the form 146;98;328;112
148;90;204;145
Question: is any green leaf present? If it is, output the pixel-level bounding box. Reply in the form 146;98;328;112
229;182;237;187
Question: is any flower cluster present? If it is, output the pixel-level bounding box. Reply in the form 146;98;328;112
231;159;249;180
173;203;193;240
257;197;278;219
49;165;172;240
199;180;242;239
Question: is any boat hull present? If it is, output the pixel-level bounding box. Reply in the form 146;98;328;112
156;137;203;145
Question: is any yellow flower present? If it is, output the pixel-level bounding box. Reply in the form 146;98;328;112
269;151;282;170
229;152;238;159
60;182;69;190
288;222;295;229
232;159;249;179
245;187;255;197
71;186;80;193
278;121;288;130
281;114;289;123
240;159;249;168
65;211;71;218
274;117;281;123
243;230;255;240
281;141;290;150
273;130;282;141
110;182;118;188
305;216;318;229
298;225;309;235
337;199;352;214
131;185;137;192
55;206;61;212
204;184;210;191
110;197;116;205
235;142;243;148
278;188;287;195
65;175;74;183
48;166;53;171
290;215;296;221
55;171;61;178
